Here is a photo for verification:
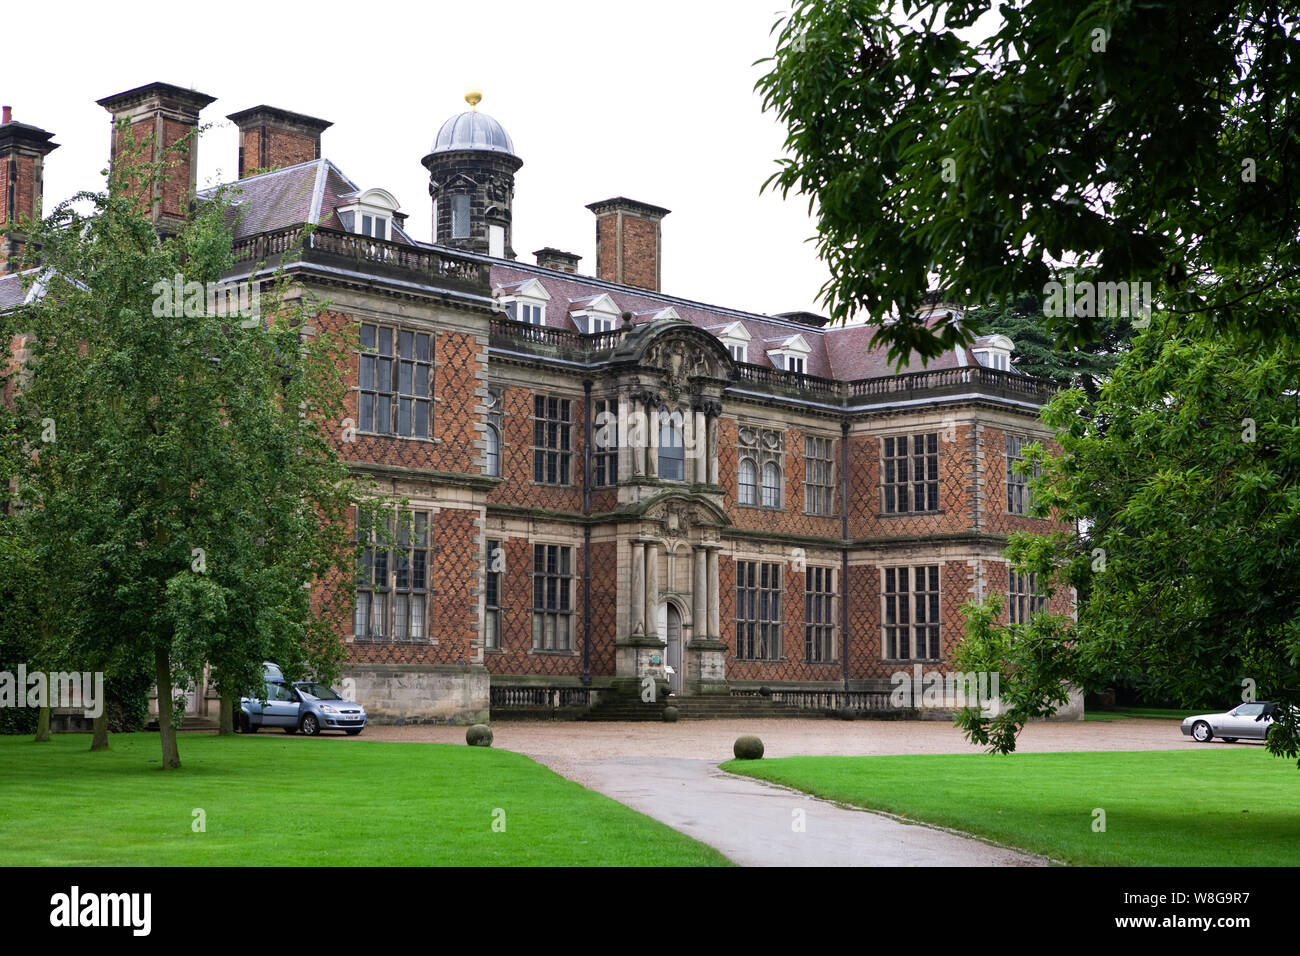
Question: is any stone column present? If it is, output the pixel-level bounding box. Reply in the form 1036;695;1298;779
707;413;720;486
644;541;660;639
646;404;659;479
693;546;708;639
617;393;633;482
688;409;704;484
707;547;720;639
630;541;646;636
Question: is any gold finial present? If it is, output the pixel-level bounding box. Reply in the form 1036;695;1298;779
465;88;482;111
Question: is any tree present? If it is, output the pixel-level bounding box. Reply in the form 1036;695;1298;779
953;311;1300;765
966;295;1135;400
756;1;1300;362
1;127;360;766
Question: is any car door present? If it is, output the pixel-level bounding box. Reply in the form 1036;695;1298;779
1226;703;1265;738
262;681;300;728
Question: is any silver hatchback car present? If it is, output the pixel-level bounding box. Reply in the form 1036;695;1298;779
1181;702;1280;743
237;680;367;736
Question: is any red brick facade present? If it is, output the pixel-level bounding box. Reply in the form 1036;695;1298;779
2;81;1074;720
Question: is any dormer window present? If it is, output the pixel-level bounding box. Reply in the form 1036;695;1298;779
972;334;1015;372
570;293;621;334
498;277;550;327
718;320;752;364
766;333;811;375
339;188;400;242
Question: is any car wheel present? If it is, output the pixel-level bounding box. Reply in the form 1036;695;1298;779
1222;737;1238;743
300;714;320;736
1191;721;1213;742
345;729;362;736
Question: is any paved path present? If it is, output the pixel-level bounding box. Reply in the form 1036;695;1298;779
536;754;1047;866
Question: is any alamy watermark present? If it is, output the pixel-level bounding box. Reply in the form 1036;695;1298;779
1042;276;1152;328
0;665;104;718
151;274;260;327
595;406;706;459
889;665;1001;717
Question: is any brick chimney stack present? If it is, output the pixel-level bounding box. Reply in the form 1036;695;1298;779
96;82;216;236
585;197;669;292
226;105;332;178
534;247;581;274
0;107;60;274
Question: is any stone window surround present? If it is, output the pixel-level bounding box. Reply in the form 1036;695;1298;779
352;505;436;645
879;563;942;662
879;430;941;516
803;434;837;516
735;558;784;661
737;424;784;511
804;565;838;664
352;315;440;444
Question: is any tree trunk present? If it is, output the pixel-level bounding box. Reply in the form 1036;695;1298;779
34;705;51;742
218;695;234;736
154;646;181;769
90;709;109;751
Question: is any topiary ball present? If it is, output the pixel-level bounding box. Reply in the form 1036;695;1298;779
837;707;856;721
662;705;679;723
466;724;493;747
733;735;764;760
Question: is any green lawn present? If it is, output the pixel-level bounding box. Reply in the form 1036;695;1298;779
723;748;1300;866
1084;707;1198;722
0;733;729;866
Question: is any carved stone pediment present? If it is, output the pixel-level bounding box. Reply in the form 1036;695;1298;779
642;333;730;400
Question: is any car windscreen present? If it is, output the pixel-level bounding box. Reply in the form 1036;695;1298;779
296;683;342;700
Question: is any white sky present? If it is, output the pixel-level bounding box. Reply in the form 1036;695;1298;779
5;0;836;318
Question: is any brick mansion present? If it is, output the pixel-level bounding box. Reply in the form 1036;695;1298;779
0;83;1077;723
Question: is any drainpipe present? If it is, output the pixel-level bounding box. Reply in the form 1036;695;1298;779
582;378;593;686
841;419;850;695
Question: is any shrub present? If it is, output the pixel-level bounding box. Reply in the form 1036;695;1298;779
662;706;679;723
733;735;764;760
465;724;493;747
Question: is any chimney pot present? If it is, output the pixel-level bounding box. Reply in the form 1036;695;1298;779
1;107;11;125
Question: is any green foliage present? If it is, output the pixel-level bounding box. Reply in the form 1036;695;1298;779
0;122;360;764
661;705;679;722
756;1;1300;362
466;724;494;747
966;294;1134;399
957;311;1300;765
733;735;764;759
951;593;1076;754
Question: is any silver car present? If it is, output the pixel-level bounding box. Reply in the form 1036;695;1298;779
293;681;367;736
237;680;367;736
1181;702;1280;743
